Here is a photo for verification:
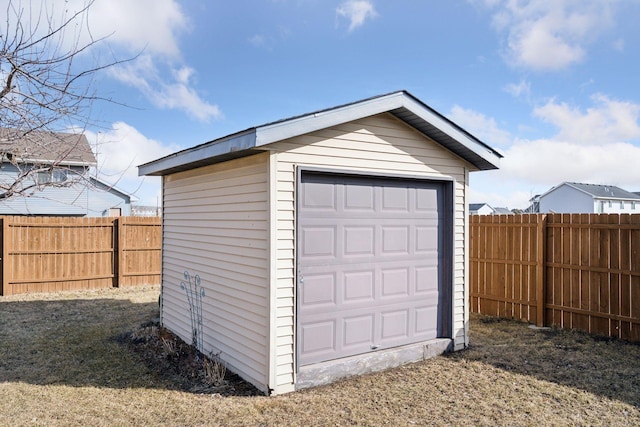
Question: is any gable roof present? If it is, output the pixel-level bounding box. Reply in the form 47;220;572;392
543;182;640;201
0;129;97;166
493;207;512;214
88;176;138;202
469;203;492;212
139;91;502;177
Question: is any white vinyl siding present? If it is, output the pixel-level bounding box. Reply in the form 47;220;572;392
269;113;472;392
161;153;271;393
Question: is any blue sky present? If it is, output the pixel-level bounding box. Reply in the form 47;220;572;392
6;0;640;209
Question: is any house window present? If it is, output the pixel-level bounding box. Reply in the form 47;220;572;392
633;202;636;210
608;200;612;208
35;170;68;185
53;170;68;182
36;172;51;184
620;201;625;209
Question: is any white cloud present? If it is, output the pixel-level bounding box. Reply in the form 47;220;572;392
501;139;640;188
448;105;512;147
88;122;180;180
110;55;222;123
336;0;378;32
86;0;188;58
533;95;640;145
2;0;189;59
468;93;640;208
504;80;531;98
495;94;640;191
484;0;616;70
0;0;218;122
86;122;181;205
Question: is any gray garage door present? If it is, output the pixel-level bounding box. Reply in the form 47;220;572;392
297;172;447;366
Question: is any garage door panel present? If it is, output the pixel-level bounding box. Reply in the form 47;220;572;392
416;186;440;211
380;309;410;340
416;226;439;252
381;268;410;297
300;320;336;355
301;227;336;259
344;184;375;211
302;180;337;210
343;270;375;302
415;306;438;335
415;266;439;293
381;226;410;254
298;173;445;367
301;273;336;307
344;226;375;256
382;186;409;211
343;314;375;347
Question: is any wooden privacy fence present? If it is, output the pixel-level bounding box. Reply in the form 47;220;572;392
0;216;162;296
470;213;640;342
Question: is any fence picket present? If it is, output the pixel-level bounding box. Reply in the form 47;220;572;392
471;213;640;342
0;215;161;295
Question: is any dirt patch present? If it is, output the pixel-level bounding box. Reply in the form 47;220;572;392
121;320;261;396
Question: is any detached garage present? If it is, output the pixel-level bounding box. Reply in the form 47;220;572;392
139;91;501;395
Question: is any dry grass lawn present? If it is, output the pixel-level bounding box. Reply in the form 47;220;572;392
1;285;639;426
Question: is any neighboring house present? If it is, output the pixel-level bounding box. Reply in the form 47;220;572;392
469;203;511;215
87;176;136;217
469;202;495;215
493;207;512;214
140;91;502;395
538;182;640;213
525;194;541;213
0;129;134;216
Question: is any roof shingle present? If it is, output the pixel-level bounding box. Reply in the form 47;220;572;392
0;129;96;166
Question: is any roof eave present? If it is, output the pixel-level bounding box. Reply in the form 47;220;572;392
139;91;502;176
254;91;501;170
88;176;138;201
138;130;258;176
3;157;96;167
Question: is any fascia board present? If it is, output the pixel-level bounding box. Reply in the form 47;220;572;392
89;176;138;200
12;157;96;167
254;93;406;146
254;92;500;169
138;130;257;176
400;96;501;169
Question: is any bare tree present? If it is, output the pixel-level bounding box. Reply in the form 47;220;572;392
0;0;126;200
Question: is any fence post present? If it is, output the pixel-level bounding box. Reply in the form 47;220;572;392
1;217;11;296
0;217;4;296
536;214;547;327
113;217;122;288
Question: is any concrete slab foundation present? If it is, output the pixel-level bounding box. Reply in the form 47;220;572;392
296;338;453;390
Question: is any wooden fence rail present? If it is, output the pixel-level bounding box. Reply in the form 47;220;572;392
0;216;161;296
470;213;640;342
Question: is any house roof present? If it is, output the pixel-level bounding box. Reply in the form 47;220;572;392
469;203;492;212
493;207;512;214
139;91;503;177
88;176;138;202
544;182;640;201
0;129;97;166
